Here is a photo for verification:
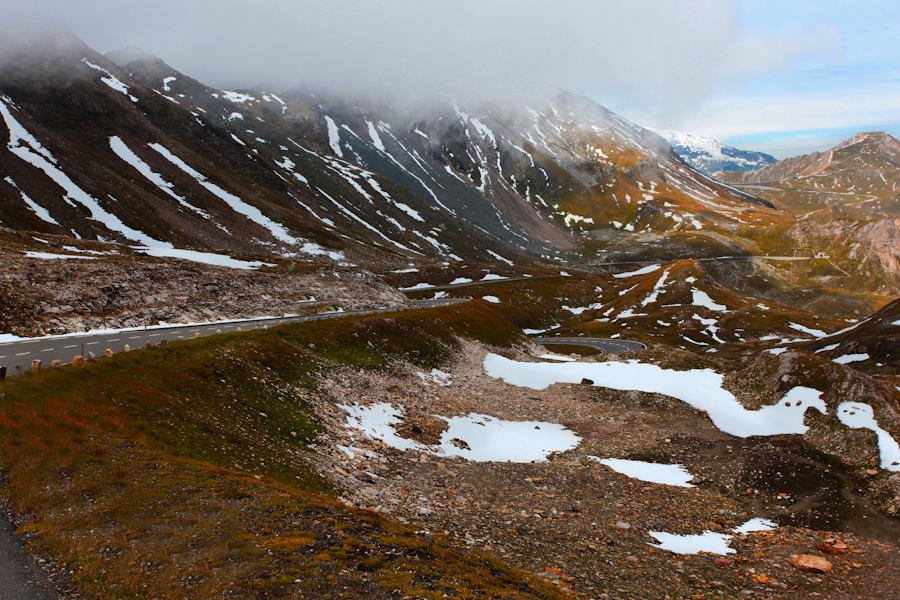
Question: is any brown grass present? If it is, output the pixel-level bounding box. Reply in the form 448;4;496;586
0;303;569;599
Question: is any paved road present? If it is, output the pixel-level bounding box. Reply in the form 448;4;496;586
0;298;468;378
0;509;58;600
579;255;829;273
402;275;555;293
532;336;646;353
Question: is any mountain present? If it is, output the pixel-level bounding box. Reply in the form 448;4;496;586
658;130;777;175
718;132;900;299
719;132;900;194
0;26;776;268
718;132;900;223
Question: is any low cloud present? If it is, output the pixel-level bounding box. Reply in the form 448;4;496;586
4;0;838;121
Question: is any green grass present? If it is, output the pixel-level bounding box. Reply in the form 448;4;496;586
0;303;568;599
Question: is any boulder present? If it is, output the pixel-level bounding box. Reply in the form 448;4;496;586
788;554;832;573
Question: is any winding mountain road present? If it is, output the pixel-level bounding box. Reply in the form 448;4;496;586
532;336;646;353
402;275;555;293
0;298;467;378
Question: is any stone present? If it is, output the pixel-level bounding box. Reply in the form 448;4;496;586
713;557;732;566
614;521;631;530
580;378;594;385
817;538;852;555
788;554;832;573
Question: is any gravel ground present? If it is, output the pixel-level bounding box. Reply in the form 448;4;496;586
309;341;900;599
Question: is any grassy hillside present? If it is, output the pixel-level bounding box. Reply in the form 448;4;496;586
0;303;572;599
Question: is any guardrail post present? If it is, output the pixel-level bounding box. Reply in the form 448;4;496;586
0;366;6;380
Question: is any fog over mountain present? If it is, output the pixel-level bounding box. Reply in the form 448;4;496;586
1;5;899;600
1;0;834;120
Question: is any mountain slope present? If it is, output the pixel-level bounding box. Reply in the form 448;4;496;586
0;26;777;267
719;132;900;220
659;130;776;175
717;132;900;300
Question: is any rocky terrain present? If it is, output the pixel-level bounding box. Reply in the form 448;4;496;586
716;132;900;301
309;337;899;599
0;228;406;337
0;19;898;600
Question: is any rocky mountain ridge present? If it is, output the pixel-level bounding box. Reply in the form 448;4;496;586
658;129;777;175
1;25;774;268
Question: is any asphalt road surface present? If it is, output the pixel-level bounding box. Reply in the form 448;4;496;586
0;298;468;378
532;336;646;353
0;509;58;600
403;275;555;292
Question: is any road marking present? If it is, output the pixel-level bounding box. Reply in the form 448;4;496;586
86;342;98;345
128;336;140;340
108;338;120;342
15;352;29;356
149;334;161;337
64;344;78;349
42;348;55;352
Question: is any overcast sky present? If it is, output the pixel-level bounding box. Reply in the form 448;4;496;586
6;0;898;157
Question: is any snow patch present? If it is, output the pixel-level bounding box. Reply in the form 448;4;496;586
613;264;660;279
24;251;98;260
837;403;900;471
692;289;726;312
340;402;580;462
135;246;275;270
833;353;869;365
591;458;695;487
483;354;826;438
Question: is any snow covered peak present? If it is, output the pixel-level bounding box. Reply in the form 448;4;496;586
657;130;776;176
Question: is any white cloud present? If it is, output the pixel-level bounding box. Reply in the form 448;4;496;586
6;0;836;115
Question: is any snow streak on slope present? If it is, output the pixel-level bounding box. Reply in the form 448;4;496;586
0;96;168;247
109;136;211;219
4;176;59;225
324;116;343;157
81;58;139;103
148;143;299;245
